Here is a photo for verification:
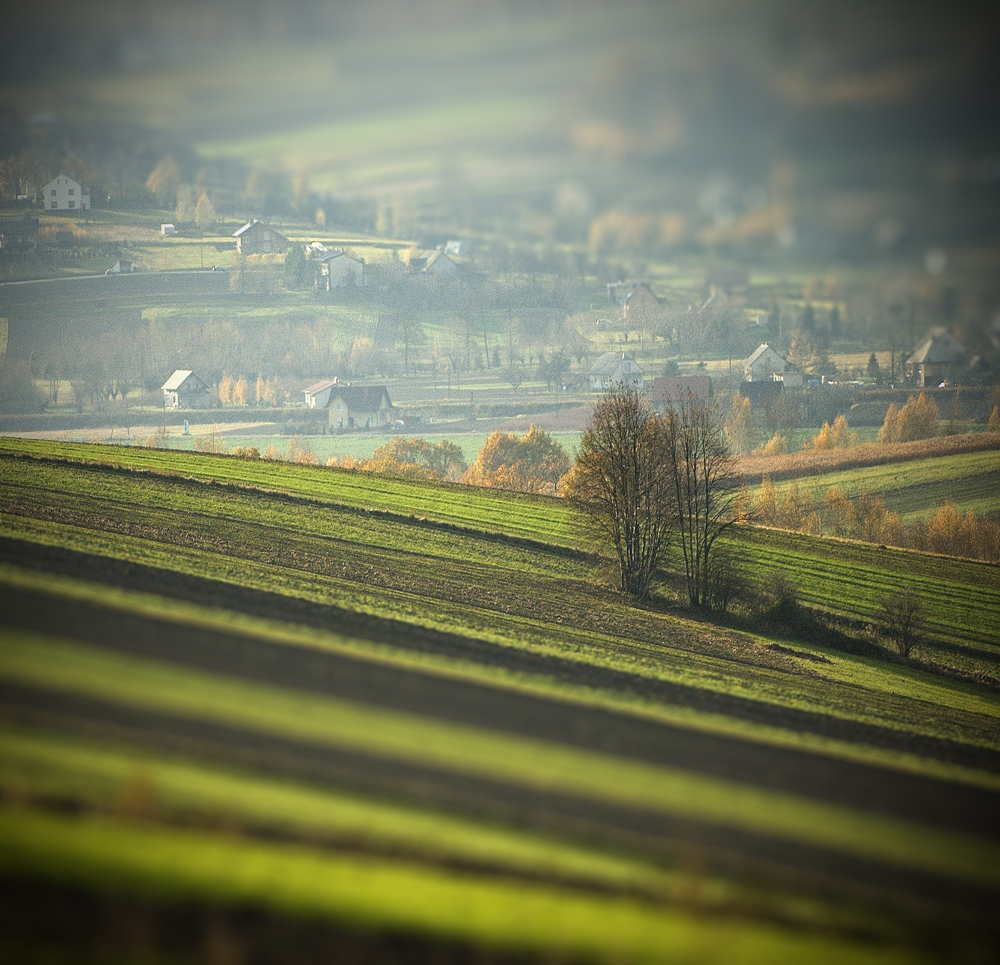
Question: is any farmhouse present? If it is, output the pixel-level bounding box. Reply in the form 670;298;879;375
41;173;90;211
313;249;365;290
905;330;966;387
0;215;38;252
651;375;712;412
233;220;289;256
589;352;644;392
415;249;460;276
161;370;211;409
303;379;339;409
328;384;394;430
743;343;787;382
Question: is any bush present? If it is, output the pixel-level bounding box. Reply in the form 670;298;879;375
878;590;924;658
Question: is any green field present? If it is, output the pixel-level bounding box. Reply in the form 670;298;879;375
768;450;1000;522
1;438;998;961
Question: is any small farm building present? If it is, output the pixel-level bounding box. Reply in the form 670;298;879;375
303;379;339;409
105;259;136;274
589;352;644;392
743;344;787;382
233;220;289;256
162;370;211;409
329;385;394;430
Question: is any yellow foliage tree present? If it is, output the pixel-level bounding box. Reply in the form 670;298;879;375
724;394;752;455
232;375;249;406
218;373;234;405
989;406;1000;433
465;426;570;494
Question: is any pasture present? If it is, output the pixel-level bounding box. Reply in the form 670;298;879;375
0;438;998;961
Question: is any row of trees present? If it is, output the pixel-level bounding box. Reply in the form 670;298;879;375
751;479;1000;563
565;389;739;604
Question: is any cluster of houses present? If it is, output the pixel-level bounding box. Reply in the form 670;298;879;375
161;369;395;431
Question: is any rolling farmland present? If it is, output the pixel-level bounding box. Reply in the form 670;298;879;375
1;438;999;962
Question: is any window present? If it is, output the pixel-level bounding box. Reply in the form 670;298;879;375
50;201;57;209
50;189;56;197
68;188;74;195
68;201;75;208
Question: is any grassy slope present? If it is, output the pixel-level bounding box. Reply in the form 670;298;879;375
2;438;999;960
765;450;1000;521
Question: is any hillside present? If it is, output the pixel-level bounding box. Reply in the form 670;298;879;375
1;438;999;961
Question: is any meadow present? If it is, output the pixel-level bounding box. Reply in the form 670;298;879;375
0;437;998;961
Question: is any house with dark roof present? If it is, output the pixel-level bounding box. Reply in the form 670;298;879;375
905;329;966;387
328;385;394;430
161;370;211;409
233;220;289;256
588;352;644;392
0;215;38;253
409;248;460;276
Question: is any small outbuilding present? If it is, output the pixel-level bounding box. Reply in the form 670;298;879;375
328;385;393;430
303;378;340;409
589;352;644;392
162;370;211;409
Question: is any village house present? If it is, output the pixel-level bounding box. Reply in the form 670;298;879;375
650;375;712;413
328;384;394;430
589;352;644;392
233;220;289;256
0;215;38;253
41;174;90;211
303;379;340;409
905;329;966;387
161;370;211;409
409;248;460;276
743;343;787;382
313;249;365;290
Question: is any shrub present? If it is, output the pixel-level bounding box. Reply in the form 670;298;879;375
878;590;924;658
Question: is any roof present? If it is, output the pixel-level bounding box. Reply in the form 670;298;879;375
590;351;640;376
745;343;781;367
315;249;360;263
330;385;393;410
422;250;458;272
908;331;965;364
161;370;197;391
303;379;338;395
233;220;258;238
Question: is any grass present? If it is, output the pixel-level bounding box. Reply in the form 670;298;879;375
763;450;1000;522
2;437;1000;959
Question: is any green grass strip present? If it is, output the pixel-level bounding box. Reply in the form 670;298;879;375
1;630;998;887
0;808;911;965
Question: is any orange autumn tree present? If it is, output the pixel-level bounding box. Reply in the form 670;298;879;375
464;426;570;494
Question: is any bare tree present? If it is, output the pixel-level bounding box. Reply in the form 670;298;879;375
663;397;741;607
565;388;675;599
879;590;925;658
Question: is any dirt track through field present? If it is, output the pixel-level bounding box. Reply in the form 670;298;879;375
1;570;999;841
3;536;1000;778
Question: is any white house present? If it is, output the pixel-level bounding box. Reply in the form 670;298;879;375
303;379;339;409
328;385;393;430
743;344;787;382
162;370;210;409
589;352;644;392
42;174;90;211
